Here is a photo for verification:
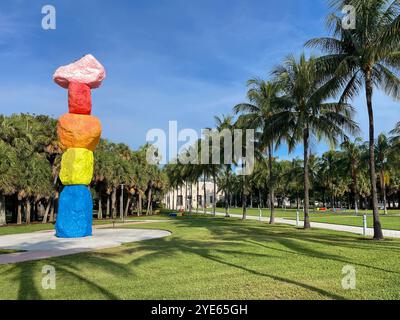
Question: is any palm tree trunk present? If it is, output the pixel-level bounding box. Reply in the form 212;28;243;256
213;173;216;216
25;199;31;224
242;195;247;220
268;143;275;224
189;183;193;213
383;183;388;215
49;199;55;223
380;171;388;215
137;193;142;216
17;200;22;225
119;187;124;218
111;187;117;219
185;182;188;211
172;190;175;210
0;194;6;226
303;128;311;229
242;177;247;220
203;175;207;214
106;195;110;218
42;197;51;224
146;188;152;215
354;193;359;215
352;171;359;215
365;73;384;240
54;191;59;221
224;191;228;216
124;196;131;217
196;181;199;213
98;197;103;219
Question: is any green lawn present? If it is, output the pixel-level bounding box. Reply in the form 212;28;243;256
217;207;400;231
0;215;399;300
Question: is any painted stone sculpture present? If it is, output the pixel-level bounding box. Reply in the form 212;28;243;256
54;54;106;238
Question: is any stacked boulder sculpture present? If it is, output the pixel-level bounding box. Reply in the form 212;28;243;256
53;54;106;238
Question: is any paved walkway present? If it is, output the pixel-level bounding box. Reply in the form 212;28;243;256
0;226;171;264
209;211;400;239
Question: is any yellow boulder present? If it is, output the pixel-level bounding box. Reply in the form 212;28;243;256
60;148;94;185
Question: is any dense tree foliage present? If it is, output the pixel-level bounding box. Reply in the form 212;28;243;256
0;114;167;225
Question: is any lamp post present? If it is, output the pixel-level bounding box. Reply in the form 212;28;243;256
363;214;367;236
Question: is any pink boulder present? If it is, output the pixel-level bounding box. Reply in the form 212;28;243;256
53;54;106;89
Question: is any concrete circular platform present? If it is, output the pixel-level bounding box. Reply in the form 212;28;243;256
0;228;171;264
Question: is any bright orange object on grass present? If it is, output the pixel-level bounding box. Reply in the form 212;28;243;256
57;113;102;151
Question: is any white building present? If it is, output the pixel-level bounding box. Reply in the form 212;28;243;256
164;180;224;210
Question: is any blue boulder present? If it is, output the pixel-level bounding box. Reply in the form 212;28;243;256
55;185;93;238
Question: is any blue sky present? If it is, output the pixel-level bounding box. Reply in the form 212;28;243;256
0;0;399;160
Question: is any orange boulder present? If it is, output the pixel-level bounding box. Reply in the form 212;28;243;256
57;113;102;151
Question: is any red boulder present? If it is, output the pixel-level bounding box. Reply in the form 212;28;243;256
68;82;92;115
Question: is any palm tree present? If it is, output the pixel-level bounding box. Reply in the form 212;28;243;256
306;0;400;239
270;54;359;229
234;79;286;224
340;137;363;214
194;135;220;215
286;158;304;210
165;163;180;210
0;140;17;225
217;165;234;217
375;134;392;214
249;159;268;215
214;114;236;217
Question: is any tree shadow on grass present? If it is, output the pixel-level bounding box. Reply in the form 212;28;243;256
196;217;400;253
137;217;400;277
244;238;400;276
4;216;400;300
119;236;346;300
5;251;133;299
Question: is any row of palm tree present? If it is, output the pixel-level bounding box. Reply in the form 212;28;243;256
0;114;168;226
164;125;400;223
164;0;400;240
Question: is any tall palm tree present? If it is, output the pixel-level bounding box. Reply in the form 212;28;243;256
214;114;236;216
286;158;304;210
306;0;400;239
270;54;359;229
340;137;363;214
234;79;286;224
375;134;392;214
195;134;221;216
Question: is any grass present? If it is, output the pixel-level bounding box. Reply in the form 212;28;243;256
217;207;400;231
0;249;19;254
0;215;399;300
